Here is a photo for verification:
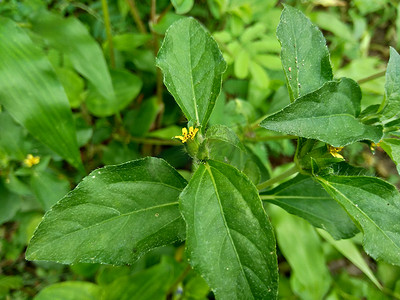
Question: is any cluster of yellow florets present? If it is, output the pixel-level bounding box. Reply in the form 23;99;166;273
327;145;344;159
23;154;40;167
174;126;199;143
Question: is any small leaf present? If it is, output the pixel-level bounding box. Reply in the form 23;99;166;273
199;124;247;169
26;157;187;265
104;256;184;300
382;47;400;119
318;175;400;266
277;5;333;101
0;17;82;170
85;69;142;117
179;160;278;299
31;12;115;103
156;17;226;126
260;78;383;147
261;174;358;239
34;281;103;300
171;0;194;14
380;138;400;174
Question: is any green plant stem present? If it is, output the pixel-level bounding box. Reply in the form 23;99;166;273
101;0;115;68
125;0;147;33
357;70;386;84
250;115;268;129
130;136;180;146
245;135;297;142
166;264;192;297
256;165;298;190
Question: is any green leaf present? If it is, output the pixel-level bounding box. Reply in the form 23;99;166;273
31;11;115;103
270;206;331;300
382;47;400;119
55;67;84;108
261;174;358;239
26;157;187;265
34;281;103;300
156;17;227;126
171;0;194;14
104;256;184;300
0;112;25;160
380;138;400;174
199;124;247;169
85;69;142;117
317;229;382;289
318;175;400;266
260;78;383;147
0;17;82;170
0;276;23;297
277;5;333;101
179;160;278;299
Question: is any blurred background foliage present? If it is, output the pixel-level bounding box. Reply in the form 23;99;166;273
1;0;400;299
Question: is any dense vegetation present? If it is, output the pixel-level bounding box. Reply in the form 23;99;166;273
1;0;400;299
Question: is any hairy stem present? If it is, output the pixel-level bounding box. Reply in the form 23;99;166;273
357;70;386;84
257;165;298;190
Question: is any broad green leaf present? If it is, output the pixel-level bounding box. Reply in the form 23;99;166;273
380;138;400;174
156;18;227;126
317;229;382;289
277;5;333;101
34;281;103;300
124;97;159;137
382;47;400;119
270;206;331;300
0;17;82;170
85;69;142;117
55;67;84;108
234;48;250;79
171;0;194;14
104;256;184;300
26;157;187;265
261;174;358;239
179;160;278;299
31;11;115;103
260;78;383;147
318;175;400;266
198;124;247;169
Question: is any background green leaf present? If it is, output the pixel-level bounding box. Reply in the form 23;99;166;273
261;174;358;239
179;160;278;299
270;206;331;300
34;281;103;300
277;5;333;101
171;0;194;14
26;157;187;265
380;138;400;174
382;47;400;119
85;69;142;117
156;17;226;126
0;17;82;170
318;175;400;266
31;11;115;104
260;78;383;147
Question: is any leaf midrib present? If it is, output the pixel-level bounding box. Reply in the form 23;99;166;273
319;178;400;252
204;163;254;298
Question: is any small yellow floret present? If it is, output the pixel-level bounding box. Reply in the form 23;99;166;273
174;126;199;143
370;142;381;152
328;145;344;159
24;154;40;167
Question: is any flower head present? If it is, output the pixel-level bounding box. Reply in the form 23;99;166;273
174;126;199;143
327;145;344;159
24;154;40;167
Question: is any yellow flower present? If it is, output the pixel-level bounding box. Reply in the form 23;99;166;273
23;154;40;167
370;142;381;152
174;126;199;143
327;145;344;159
